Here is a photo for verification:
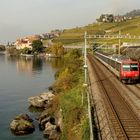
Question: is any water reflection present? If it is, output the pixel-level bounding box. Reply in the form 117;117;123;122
0;54;6;62
32;58;43;71
16;57;44;74
46;58;64;69
4;55;63;75
7;55;19;65
16;58;33;74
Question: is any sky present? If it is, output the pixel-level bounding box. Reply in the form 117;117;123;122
0;0;140;44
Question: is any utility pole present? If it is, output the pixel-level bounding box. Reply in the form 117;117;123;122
83;32;93;140
118;30;121;55
83;31;88;86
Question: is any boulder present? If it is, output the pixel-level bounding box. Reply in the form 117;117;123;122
38;110;61;139
43;122;61;140
38;110;50;122
10;114;35;135
39;116;51;130
28;96;45;108
28;92;55;108
40;92;55;100
38;109;55;131
14;113;33;122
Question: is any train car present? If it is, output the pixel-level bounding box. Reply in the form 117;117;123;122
120;60;139;83
95;52;139;83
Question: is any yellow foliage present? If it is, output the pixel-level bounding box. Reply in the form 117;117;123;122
47;42;64;57
56;68;73;91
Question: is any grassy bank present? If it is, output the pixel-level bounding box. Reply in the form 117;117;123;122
60;83;89;140
51;49;90;140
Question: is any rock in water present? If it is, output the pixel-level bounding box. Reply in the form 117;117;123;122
10;113;35;135
43;122;61;140
28;96;45;108
28;92;55;108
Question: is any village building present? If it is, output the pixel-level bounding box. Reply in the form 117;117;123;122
15;35;41;50
97;14;132;23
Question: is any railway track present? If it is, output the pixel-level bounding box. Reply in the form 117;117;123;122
125;85;140;100
135;84;140;90
88;55;140;140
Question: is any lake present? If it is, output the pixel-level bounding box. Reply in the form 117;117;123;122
0;54;59;140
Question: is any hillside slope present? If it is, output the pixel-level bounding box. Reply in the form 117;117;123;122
52;17;140;45
125;9;140;17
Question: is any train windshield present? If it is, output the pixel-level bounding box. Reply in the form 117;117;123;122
122;64;130;71
131;63;138;71
122;63;138;71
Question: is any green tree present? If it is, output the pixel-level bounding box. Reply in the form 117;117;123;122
53;49;83;92
107;14;114;22
21;48;32;54
32;40;43;53
46;42;64;57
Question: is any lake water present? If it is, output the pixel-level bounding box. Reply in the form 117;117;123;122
0;54;59;140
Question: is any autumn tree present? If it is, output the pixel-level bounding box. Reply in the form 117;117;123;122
53;49;83;92
46;42;64;57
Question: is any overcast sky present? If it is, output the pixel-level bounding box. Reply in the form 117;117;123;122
0;0;140;44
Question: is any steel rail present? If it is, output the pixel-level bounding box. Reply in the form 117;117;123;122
88;54;140;140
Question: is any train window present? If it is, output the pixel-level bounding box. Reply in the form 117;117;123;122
122;64;130;71
131;64;138;71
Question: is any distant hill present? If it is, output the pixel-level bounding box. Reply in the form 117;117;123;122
52;16;140;45
125;9;140;17
42;10;140;46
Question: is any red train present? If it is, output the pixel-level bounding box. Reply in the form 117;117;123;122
95;52;139;83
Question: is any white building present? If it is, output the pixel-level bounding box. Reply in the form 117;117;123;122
15;38;32;50
14;35;41;50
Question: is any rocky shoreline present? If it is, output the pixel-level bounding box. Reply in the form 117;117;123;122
10;114;35;135
10;91;62;140
28;91;55;108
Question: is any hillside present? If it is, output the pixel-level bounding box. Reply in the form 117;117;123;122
125;9;140;17
52;17;140;46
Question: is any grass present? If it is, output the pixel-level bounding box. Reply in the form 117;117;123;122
60;84;90;140
49;49;90;140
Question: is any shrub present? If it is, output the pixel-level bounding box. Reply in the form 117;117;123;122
0;45;5;51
